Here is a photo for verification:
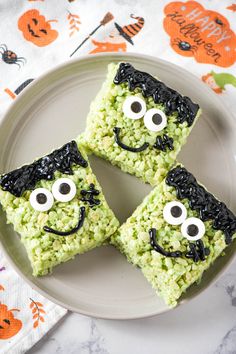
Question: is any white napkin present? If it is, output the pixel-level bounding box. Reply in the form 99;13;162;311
0;251;66;354
0;0;236;352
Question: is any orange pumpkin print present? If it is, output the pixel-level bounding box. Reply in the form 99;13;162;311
0;303;22;339
18;9;58;47
163;1;236;67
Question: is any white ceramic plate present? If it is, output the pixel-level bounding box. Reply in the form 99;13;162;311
0;53;235;319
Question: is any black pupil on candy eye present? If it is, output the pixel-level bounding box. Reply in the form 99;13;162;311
36;193;47;204
170;206;182;218
131;101;142;113
59;183;71;195
152;113;162;125
187;224;199;237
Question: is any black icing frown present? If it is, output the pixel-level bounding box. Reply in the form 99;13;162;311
112;63;199;153
148;166;236;262
0;141;101;237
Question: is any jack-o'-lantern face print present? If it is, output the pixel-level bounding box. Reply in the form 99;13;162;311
18;9;58;47
0;304;22;340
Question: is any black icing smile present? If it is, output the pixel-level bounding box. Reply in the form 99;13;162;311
149;228;182;258
114;127;174;153
43;206;85;236
149;228;210;262
113;127;149;153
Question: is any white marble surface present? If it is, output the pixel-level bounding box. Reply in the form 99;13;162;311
28;259;236;354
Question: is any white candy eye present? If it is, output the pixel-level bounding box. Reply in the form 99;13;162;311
52;178;76;202
163;201;187;225
144;108;167;132
181;217;205;241
122;96;146;120
30;188;54;212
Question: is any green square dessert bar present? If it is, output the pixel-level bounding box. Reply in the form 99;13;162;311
0;140;119;276
111;165;236;307
83;62;201;186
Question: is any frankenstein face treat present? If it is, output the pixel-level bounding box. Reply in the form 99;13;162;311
0;141;119;276
83;62;201;185
111;165;236;307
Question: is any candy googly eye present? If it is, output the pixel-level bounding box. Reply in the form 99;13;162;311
52;178;76;202
163;201;187;225
181;217;205;241
122;96;146;120
144;108;167;132
30;188;54;212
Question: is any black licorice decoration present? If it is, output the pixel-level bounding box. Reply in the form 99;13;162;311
166;166;236;244
0;141;88;197
114;63;199;127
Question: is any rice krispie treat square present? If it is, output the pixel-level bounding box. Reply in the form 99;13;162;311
111;165;236;307
83;62;201;185
0;140;119;276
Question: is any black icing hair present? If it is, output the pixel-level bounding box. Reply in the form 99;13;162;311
0;141;88;197
114;63;199;127
166;166;236;244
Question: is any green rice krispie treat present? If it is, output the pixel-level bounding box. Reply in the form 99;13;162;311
0;141;119;276
83;62;201;185
111;165;236;307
